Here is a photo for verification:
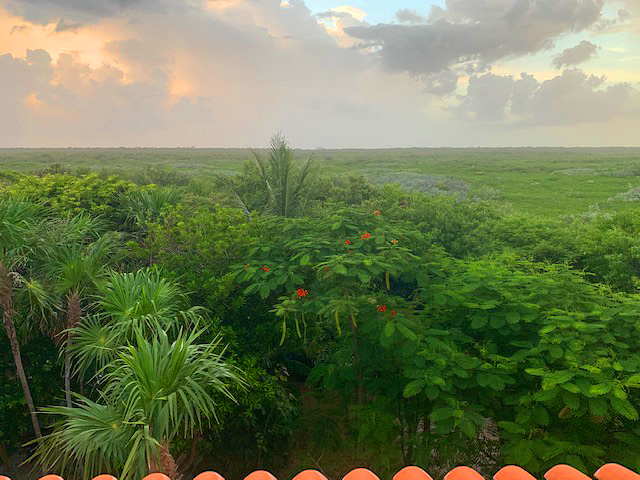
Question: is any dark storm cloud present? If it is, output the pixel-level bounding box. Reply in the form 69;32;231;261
345;0;604;93
2;0;161;25
457;69;637;125
552;40;599;68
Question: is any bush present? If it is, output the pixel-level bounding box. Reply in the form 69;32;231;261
2;173;135;220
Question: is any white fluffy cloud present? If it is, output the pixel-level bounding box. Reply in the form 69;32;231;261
457;69;638;125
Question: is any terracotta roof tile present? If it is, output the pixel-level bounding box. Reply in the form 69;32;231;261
393;465;434;480
595;464;640;480
493;465;537;480
193;472;225;480
291;470;328;480
444;466;485;480
544;464;592;480
244;470;277;480
342;468;381;480
19;463;640;480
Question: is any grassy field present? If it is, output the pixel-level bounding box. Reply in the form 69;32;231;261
1;147;639;217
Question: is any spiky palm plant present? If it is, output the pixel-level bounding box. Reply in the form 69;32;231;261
224;133;316;217
0;199;44;437
31;329;242;480
120;187;182;228
70;268;204;377
44;232;118;407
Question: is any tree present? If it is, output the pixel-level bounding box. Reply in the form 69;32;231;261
44;230;118;407
223;134;316;217
30;329;242;480
0;199;43;437
233;208;424;404
70;268;205;378
120;186;182;230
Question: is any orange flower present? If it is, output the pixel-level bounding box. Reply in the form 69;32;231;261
261;265;270;272
374;210;382;215
361;232;371;240
296;288;309;299
345;239;352;245
391;239;398;245
392;309;396;316
377;305;387;313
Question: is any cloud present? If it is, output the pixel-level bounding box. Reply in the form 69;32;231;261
10;23;28;33
345;0;605;93
0;0;447;147
54;18;83;32
593;7;631;31
552;40;599;68
2;0;161;25
329;6;366;21
0;0;638;147
395;9;426;24
457;69;638;125
316;5;368;47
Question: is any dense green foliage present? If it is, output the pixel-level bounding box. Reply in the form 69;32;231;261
2;147;640;216
1;142;640;479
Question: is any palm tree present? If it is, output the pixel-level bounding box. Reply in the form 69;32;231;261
44;232;118;407
70;268;204;378
120;187;182;229
0;199;43;437
30;329;242;480
224;133;316;217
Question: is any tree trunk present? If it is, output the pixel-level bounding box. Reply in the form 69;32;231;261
350;314;365;405
159;440;180;480
64;292;82;408
64;339;73;407
1;266;42;438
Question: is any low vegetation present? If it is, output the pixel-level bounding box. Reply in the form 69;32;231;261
1;136;640;479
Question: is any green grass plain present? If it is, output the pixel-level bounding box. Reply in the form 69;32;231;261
1;147;639;217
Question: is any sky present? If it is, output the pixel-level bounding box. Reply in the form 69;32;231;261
0;0;639;147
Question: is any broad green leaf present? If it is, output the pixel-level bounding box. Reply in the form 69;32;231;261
403;380;423;398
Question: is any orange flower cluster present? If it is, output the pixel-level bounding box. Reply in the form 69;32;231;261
377;305;397;316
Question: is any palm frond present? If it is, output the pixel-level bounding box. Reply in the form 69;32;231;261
0;199;42;257
120;187;182;228
103;328;243;441
97;268;187;320
220;134;316;217
27;395;154;480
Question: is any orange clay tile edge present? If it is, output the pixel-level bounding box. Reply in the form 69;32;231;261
6;463;639;480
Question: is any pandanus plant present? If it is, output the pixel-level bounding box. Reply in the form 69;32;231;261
30;329;243;480
0;199;45;437
70;268;205;377
43;231;118;407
